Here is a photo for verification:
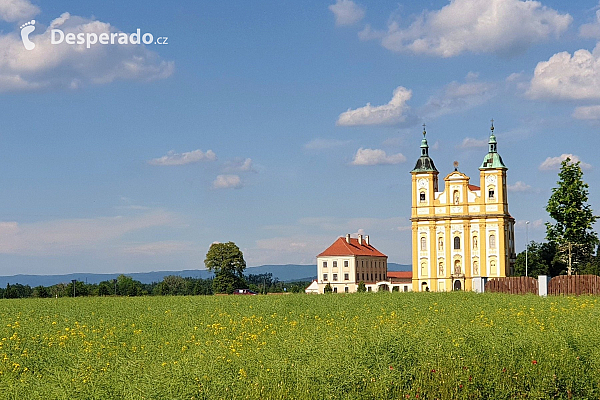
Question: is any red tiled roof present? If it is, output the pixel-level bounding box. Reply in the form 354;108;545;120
387;271;412;279
468;184;480;191
318;237;387;258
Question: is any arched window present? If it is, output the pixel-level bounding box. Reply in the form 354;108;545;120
489;234;496;249
473;260;479;275
420;236;427;251
453;236;460;250
420;262;427;276
490;259;497;274
453;190;460;204
473;236;478;250
438;237;444;251
439;262;444;275
420;191;426;203
488;186;495;200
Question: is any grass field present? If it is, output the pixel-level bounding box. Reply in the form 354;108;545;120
0;292;598;399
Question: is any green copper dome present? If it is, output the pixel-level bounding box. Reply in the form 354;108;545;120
480;123;507;170
412;127;438;173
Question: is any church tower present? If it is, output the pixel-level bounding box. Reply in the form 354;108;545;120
410;126;439;292
477;122;516;279
410;122;516;292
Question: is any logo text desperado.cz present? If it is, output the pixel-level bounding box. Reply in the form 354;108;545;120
51;29;167;48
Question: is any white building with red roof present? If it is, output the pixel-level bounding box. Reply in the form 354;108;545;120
315;234;409;293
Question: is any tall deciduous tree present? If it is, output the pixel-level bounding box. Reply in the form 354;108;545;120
546;158;598;275
204;242;247;294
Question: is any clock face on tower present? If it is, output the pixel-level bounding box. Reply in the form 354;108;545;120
418;178;427;188
486;175;497;185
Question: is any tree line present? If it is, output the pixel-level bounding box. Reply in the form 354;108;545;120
513;158;599;278
1;272;310;299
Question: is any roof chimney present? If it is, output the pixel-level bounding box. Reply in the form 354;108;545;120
358;234;363;246
365;235;370;246
345;234;351;244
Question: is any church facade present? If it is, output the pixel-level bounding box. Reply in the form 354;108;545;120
410;124;516;292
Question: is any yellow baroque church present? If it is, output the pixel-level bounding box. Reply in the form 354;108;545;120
411;124;516;292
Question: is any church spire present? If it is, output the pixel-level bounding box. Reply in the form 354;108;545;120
480;119;506;170
412;124;438;172
420;124;429;157
488;119;497;153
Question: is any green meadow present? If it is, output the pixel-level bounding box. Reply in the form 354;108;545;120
0;292;598;399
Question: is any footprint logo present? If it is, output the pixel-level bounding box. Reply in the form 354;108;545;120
20;20;36;50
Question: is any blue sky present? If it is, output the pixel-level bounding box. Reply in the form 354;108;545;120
0;0;599;274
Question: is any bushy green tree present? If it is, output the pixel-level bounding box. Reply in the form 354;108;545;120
357;281;366;292
32;285;51;298
65;280;89;297
117;275;142;296
546;158;598;275
513;241;563;278
5;283;32;298
323;282;332;293
204;242;247;294
156;275;188;295
97;280;114;296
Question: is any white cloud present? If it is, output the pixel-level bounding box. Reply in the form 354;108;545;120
0;12;173;92
365;0;571;58
304;138;352;150
572;105;600;120
0;0;39;22
148;149;216;166
508;181;532;192
506;72;524;82
224;158;254;172
213;174;242;189
351;148;406;166
249;235;327;265
528;45;600;100
122;240;193;256
248;216;411;265
329;0;365;26
515;219;544;229
539;154;592;171
0;210;177;256
458;137;488;149
298;216;409;233
337;86;412;126
421;78;496;118
579;8;600;38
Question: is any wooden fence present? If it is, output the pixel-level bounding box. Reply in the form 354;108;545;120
485;276;538;294
548;275;600;296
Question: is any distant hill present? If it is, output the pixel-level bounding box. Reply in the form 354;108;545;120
0;263;411;287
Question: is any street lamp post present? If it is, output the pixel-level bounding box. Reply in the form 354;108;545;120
525;221;530;277
71;279;77;297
